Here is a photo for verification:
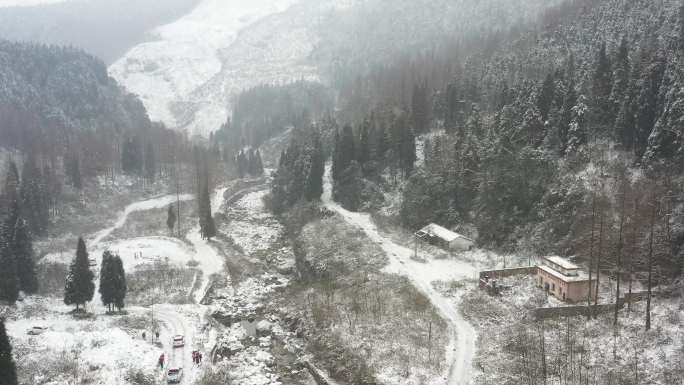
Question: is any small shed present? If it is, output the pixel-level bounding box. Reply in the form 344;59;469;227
415;223;474;251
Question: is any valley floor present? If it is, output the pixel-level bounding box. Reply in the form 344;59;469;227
321;164;479;385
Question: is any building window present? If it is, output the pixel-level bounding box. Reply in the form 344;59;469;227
552;283;555;292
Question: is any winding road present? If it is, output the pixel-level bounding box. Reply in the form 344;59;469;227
321;164;477;385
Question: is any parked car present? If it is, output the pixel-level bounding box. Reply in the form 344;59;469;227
26;326;48;335
172;335;184;348
167;368;183;384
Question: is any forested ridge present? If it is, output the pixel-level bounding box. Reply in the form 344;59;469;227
271;0;684;279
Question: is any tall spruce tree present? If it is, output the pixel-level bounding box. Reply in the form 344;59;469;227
411;83;430;133
0;319;17;385
65;153;82;190
680;3;684;54
197;157;216;240
122;137;143;175
64;237;95;311
635;51;666;158
592;41;614;130
99;251;116;312
566;95;589;156
331;128;341;182
334;125;356;181
0;231;18;304
167;204;177;235
112;255;126;311
611;38;631;122
0;161;20;304
144;142;156;182
305;128;325;201
20;157;48;236
13;218;38;294
254;150;264;175
537;73;556;122
99;251;126;312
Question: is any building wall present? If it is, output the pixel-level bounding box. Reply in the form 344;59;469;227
566;281;593;302
536;267;593;303
449;237;474;251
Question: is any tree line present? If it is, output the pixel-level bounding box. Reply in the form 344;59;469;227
0;160;39;304
331;110;416;210
270;124;326;214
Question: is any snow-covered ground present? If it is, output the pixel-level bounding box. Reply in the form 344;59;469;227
15;186;229;385
322;164;478;385
187;187;228;303
109;0;328;136
90;193;194;246
6;298;162;385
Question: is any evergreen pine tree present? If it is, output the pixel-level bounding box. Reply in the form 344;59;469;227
333;125;355;182
254;149;264;176
0;233;18;304
112;255;126;311
611;38;631;123
167;204;176;235
122;137;143;175
0;319;17;385
305;129;325;201
679;4;684;54
331;128;341;182
13;218;38;294
644;67;684;165
357;118;371;166
635;52;666;158
537;73;556;122
198;160;216;240
99;251;115;312
411;83;430;133
0;161;20;304
566;95;589;156
395;114;416;177
592;41;614;130
559;79;578;156
144;142;156;182
64;237;95;311
20;156;48;236
375;122;389;163
66;153;82;190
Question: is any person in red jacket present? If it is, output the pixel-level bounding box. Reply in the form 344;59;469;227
158;353;165;369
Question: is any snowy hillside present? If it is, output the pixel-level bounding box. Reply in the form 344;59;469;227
110;0;562;138
109;0;342;137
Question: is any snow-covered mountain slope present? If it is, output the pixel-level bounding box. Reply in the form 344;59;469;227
109;0;343;137
110;0;560;138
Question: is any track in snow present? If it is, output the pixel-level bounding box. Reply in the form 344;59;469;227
90;193;194;246
321;164;476;385
187;187;228;303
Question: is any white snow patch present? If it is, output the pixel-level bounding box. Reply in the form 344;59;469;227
109;0;323;136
